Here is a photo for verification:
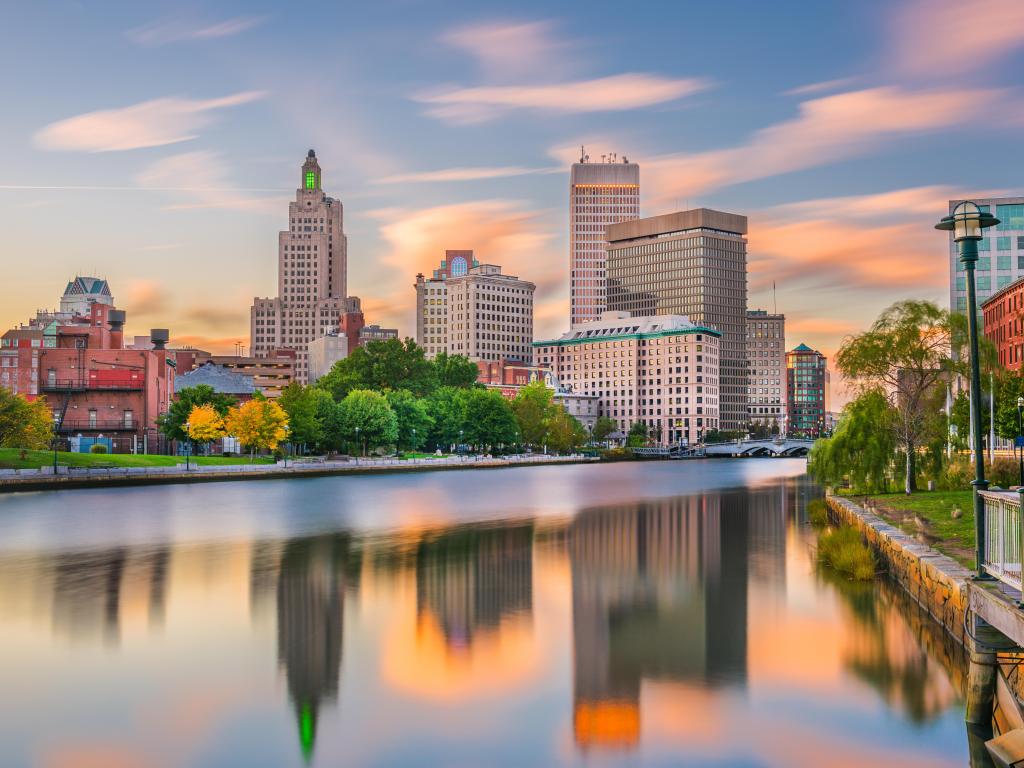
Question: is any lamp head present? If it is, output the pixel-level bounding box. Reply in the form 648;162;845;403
935;201;1000;242
1018;396;1024;408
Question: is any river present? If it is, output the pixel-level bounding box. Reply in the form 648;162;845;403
0;460;978;766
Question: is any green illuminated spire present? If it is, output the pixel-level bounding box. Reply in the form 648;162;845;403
298;701;317;763
301;149;321;192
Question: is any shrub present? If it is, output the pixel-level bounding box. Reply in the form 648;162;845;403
818;525;875;581
89;443;108;454
808;498;829;527
936;455;972;491
989;456;1020;488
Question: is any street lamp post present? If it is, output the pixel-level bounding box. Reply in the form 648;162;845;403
355;426;361;458
936;201;1000;578
184;421;192;471
52;413;61;474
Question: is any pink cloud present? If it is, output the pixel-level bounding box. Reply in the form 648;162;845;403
376;166;560;185
371;199;561;336
126;15;266;46
639;87;1006;203
441;20;570;81
34;92;265;153
417;74;710;124
889;0;1024;77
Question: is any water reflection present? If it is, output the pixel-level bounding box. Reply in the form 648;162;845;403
0;465;974;767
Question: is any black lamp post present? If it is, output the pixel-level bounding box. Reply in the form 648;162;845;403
936;201;1000;578
52;413;61;474
354;426;361;458
184;421;192;471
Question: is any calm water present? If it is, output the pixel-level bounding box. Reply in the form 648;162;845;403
0;460;977;767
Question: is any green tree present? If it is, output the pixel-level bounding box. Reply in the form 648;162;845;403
433;350;480;389
627;421;648;448
994;374;1024;442
315;391;346;452
158;385;237;442
591;416;617;442
461;388;519;450
426;386;467;449
546;408;587;453
809;390;898;494
0;388;54;449
338;389;398;455
511;381;554;448
386;389;433;451
278;383;323;451
836;300;960;494
317;339;436;400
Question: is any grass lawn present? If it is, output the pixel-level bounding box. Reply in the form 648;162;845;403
0;448;274;470
851;490;974;568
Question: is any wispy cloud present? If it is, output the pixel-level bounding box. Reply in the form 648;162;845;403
34;91;265;153
636;86;1006;202
748;185;961;293
783;77;858;96
888;0;1024;77
417;74;710;124
441;20;570;80
376;166;560;184
126;15;266;47
135;151;284;213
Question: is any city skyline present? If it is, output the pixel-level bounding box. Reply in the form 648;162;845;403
2;0;1024;402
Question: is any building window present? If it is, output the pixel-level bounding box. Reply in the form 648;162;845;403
305;171;316;189
996;204;1024;231
123;410;133;429
998;236;1012;251
979;238;991;251
88;409;97;428
998;254;1012;270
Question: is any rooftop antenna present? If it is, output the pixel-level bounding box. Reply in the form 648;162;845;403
601;154;606;163
773;281;778;316
580;145;585;163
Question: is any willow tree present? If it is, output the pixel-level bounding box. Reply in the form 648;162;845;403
808;389;897;493
836;301;959;494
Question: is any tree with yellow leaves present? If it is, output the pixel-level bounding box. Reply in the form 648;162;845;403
186;403;225;447
224;398;289;456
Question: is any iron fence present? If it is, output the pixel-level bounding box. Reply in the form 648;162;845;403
980;490;1023;591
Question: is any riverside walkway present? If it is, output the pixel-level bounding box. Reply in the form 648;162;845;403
0;453;597;493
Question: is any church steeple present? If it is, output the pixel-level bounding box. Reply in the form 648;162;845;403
302;149;321;191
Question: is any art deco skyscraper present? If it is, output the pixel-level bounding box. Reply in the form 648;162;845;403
251;150;355;383
569;152;639;327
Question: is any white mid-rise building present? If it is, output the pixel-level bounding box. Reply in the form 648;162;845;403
534;312;721;446
569;152;639;327
250;150;354;383
415;255;534;363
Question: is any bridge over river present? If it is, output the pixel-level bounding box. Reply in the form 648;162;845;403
633;437;815;459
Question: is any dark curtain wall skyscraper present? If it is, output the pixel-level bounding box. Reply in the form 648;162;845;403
605;209;749;432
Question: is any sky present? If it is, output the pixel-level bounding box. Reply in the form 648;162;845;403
2;0;1024;394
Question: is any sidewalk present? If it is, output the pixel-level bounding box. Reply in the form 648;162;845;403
0;453;598;493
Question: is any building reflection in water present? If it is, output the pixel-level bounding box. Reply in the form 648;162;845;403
51;546;170;645
568;492;751;750
415;523;533;650
275;535;360;763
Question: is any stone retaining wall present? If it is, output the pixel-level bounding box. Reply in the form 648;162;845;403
826;495;974;646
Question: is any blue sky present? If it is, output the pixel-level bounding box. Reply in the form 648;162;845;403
2;0;1023;375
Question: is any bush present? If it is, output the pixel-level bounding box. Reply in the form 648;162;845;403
808;498;829;527
89;443;108;454
989;456;1020;488
818;525;876;581
936;455;972;491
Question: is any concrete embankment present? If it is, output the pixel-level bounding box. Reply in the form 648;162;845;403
826;495;973;644
0;455;598;494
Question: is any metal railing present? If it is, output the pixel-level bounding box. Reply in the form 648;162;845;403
980;490;1023;590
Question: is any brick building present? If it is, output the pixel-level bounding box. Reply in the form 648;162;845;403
4;304;177;453
982;275;1024;371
